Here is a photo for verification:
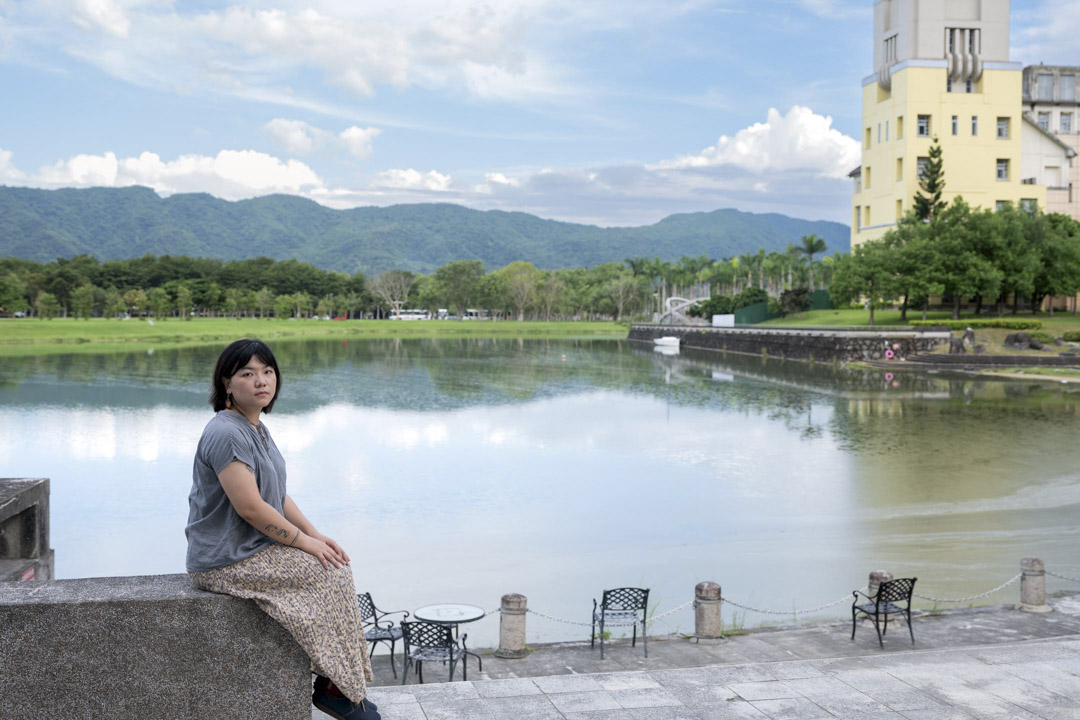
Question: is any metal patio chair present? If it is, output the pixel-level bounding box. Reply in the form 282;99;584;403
851;577;917;648
356;592;409;678
399;620;477;684
590;587;650;659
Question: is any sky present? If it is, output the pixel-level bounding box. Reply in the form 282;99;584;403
1;0;1077;228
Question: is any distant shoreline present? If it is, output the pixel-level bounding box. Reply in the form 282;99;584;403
0;318;631;357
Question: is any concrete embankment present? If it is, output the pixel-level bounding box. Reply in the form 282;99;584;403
629;325;950;363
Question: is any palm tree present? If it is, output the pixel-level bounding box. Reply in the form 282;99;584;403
797;235;828;290
737;251;756;292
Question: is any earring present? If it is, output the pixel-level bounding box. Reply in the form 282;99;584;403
226;393;233;409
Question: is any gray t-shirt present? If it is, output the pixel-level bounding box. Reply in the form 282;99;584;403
185;411;288;573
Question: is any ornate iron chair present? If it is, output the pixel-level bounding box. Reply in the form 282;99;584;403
399;620;477;684
851;577;917;648
590;587;650;659
356;593;409;678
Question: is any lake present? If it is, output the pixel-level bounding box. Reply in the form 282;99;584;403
1;337;1078;647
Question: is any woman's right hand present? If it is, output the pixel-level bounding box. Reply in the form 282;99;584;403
296;533;348;570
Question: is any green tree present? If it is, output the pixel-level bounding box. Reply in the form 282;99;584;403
103;287;125;319
122;288;149;317
913;136;946;221
499;261;540;321
1;272;29;315
1032;213;1080;315
255;287;273;318
71;283;98;320
882;214;936;321
432;260;484;318
931;198;1003;319
35;291;60;319
315;295;333;318
273;294;294;319
176;285;194;320
829;241;897;326
797;234;828;290
149;287;171;319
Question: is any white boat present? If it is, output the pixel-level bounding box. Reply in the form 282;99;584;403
653;336;680;348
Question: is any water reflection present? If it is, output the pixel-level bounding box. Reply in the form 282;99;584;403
0;338;1078;647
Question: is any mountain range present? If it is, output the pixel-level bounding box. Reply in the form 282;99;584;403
0;186;849;274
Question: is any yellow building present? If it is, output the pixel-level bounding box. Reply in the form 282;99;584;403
851;0;1049;248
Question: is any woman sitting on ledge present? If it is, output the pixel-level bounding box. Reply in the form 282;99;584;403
185;338;379;720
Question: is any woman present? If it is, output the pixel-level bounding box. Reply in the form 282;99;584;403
186;339;379;720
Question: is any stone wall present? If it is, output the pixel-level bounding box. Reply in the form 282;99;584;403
0;574;311;720
0;478;53;582
630;325;947;363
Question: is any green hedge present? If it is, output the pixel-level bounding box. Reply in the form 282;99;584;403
909;319;1043;330
1064;331;1080;342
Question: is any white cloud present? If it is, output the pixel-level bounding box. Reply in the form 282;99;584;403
371;168;452;191
0;147;26;182
650;106;860;179
339;126;381;159
72;0;130;38
263;119;381;160
35;149;322;199
264;119;318;155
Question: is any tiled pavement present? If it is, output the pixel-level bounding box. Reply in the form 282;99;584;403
363;635;1080;719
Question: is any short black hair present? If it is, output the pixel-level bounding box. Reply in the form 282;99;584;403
210;339;282;413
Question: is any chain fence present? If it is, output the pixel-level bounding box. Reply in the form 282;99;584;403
479;568;1075;627
1047;570;1080;584
912;574;1021;603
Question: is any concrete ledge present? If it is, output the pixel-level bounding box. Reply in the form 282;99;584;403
629;325;947;362
0;574;311;720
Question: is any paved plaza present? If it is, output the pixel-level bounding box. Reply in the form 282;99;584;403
320;596;1080;719
363;635;1080;719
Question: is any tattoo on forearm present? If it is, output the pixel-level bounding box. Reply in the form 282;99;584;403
264;524;291;541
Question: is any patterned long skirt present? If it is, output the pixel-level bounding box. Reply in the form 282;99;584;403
189;544;373;703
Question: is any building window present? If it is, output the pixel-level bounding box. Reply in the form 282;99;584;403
897;116;904;139
1062;76;1076;102
1062;113;1073;134
995;201;1010;211
878;123;882;143
917;156;929;178
865;166;871;189
1020;199;1037;213
1037;74;1054;100
896;199;903;221
952;116;958;135
996;117;1010;138
865;128;872;149
996;159;1010;181
896;157;903;180
864;206;871;227
917;115;931;137
972;116;978;135
1038;112;1051;131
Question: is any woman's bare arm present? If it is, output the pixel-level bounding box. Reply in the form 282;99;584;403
283;494;318;537
217;461;345;569
284;494;351;565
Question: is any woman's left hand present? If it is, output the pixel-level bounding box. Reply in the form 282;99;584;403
313;532;350;565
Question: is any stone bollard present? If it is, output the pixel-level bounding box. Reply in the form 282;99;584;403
868;570;893;599
495;593;528;658
1018;558;1053;613
694;581;723;639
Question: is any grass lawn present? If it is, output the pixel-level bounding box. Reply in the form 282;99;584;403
764;308;1080;334
0;318;630;357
